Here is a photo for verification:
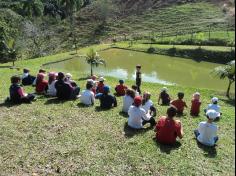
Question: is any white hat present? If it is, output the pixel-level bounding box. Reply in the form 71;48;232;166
194;92;200;96
65;73;72;78
206;110;220;120
212;97;219;103
98;77;106;82
161;87;168;92
87;79;96;85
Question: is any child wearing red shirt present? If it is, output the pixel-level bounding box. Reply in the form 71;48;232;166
96;77;106;94
191;92;202;116
171;92;188;115
115;80;128;96
155;106;183;145
36;73;48;94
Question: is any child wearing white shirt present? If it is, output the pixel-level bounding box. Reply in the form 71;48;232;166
122;89;135;113
128;96;156;129
205;97;222;119
194;110;219;147
142;92;157;117
80;83;95;106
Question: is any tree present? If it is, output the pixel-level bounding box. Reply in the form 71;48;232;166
22;0;44;17
85;48;106;76
214;60;235;98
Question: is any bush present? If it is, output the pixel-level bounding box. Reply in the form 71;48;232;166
147;47;156;54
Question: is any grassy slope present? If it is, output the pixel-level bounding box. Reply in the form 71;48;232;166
0;46;235;175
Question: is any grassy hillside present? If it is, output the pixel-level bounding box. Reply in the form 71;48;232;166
0;46;235;175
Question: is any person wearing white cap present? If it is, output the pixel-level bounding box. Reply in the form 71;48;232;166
65;73;77;87
194;110;219;147
204;97;221;119
158;87;171;106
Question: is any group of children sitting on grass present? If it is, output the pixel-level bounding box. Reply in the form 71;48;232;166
7;67;222;148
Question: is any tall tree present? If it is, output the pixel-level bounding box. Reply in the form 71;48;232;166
214;60;235;98
22;0;44;17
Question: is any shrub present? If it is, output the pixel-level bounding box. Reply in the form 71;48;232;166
147;47;156;54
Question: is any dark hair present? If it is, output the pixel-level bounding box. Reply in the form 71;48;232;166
167;106;177;118
39;69;46;73
136;65;141;68
23;69;29;73
57;72;65;80
11;76;21;84
126;89;135;99
178;92;185;99
86;83;93;90
132;85;138;90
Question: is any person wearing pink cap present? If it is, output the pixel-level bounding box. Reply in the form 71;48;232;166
194;110;219;147
35;73;48;94
46;72;58;97
190;92;202;116
128;96;156;129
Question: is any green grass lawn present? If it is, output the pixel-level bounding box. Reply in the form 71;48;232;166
0;46;235;175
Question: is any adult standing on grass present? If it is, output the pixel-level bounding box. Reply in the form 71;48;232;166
136;65;142;94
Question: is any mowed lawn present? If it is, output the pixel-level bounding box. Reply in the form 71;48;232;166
0;47;235;175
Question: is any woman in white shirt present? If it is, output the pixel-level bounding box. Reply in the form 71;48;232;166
80;83;95;106
122;89;136;113
128;96;156;129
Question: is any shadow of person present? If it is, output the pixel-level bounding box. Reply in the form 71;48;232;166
123;122;152;138
119;111;129;118
153;138;182;154
197;141;217;158
44;98;68;105
219;98;235;107
0;101;22;108
95;106;112;112
77;103;92;108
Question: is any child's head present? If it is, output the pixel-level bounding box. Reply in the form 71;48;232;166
91;75;98;81
136;65;141;71
103;86;110;94
119;80;124;85
206;109;219;122
37;73;45;81
58;72;65;80
126;89;135;99
48;72;57;83
132;85;138;91
167;106;177;118
134;96;142;107
23;68;30;73
99;77;106;83
86;83;93;90
39;69;46;74
193;92;200;100
65;73;72;80
11;75;21;84
143;92;151;101
212;97;219;105
161;87;168;93
177;92;185;100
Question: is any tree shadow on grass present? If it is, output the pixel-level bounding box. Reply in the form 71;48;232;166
197;141;217;158
153;138;182;154
219;98;235;107
119;111;129;118
123;122;153;138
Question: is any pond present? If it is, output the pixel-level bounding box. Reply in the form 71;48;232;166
44;48;234;92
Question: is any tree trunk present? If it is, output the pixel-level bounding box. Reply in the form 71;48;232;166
12;61;15;67
90;64;93;76
226;80;234;98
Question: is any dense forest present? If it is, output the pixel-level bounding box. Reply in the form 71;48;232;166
0;0;235;63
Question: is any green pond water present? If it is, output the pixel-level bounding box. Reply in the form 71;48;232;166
45;48;235;91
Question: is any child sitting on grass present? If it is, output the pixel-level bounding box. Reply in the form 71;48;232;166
158;87;171;106
80;82;95;106
115;80;128;96
46;72;57;97
96;86;117;109
65;73;77;87
194;110;219;147
35;73;48;94
142;92;157;117
128;96;156;129
191;92;202;117
22;68;36;86
33;69;46;86
204;97;222;119
122;88;135;113
155;106;183;145
9;76;35;104
131;85;140;96
171;92;188;116
96;77;106;94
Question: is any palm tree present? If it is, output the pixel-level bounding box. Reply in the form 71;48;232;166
4;39;18;66
85;48;106;76
214;60;235;98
